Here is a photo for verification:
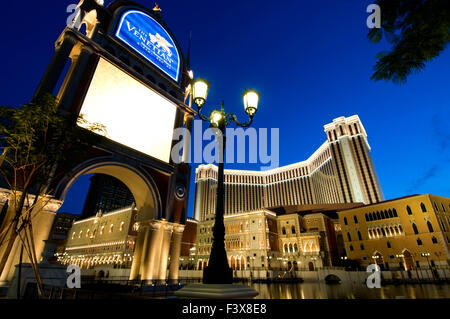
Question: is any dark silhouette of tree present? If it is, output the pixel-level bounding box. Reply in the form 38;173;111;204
0;93;105;297
368;0;450;83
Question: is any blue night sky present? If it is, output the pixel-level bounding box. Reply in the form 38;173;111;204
0;0;449;217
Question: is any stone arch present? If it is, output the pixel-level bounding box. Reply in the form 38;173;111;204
402;249;414;270
372;251;384;267
55;157;162;221
230;256;236;270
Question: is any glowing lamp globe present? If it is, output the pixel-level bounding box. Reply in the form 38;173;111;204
243;89;260;117
192;79;210;107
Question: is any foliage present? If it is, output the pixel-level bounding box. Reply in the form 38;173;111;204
0;93;106;298
368;0;450;83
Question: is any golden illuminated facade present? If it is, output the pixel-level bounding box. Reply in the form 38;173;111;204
59;206;139;268
194;204;359;271
195;210;280;271
338;194;450;270
193;115;384;222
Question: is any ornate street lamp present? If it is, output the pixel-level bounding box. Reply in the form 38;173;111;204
421;252;435;281
192;78;259;284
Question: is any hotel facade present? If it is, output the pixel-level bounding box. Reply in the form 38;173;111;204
190;115;384;272
337;194;450;270
191;205;359;273
193;115;384;223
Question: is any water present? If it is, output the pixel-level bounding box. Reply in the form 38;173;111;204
250;282;450;299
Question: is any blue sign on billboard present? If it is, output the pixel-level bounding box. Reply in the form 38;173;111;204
115;10;180;82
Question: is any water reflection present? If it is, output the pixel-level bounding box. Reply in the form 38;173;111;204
250;282;450;299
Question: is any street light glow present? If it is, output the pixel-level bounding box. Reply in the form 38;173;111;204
243;89;260;116
192;78;209;107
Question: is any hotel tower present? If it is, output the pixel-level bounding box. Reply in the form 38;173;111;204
193;115;384;222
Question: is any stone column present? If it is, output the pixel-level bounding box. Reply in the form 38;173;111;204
129;223;147;280
168;225;185;282
57;44;95;111
34;33;77;97
182;114;193;163
158;224;174;280
140;221;162;281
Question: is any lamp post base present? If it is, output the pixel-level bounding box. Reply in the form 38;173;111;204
202;266;233;284
175;284;259;299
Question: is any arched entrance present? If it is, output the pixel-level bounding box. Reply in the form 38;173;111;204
56;159;162;222
373;252;385;270
308;262;315;271
402;249;415;270
230;256;236;270
54;158;185;281
240;256;245;270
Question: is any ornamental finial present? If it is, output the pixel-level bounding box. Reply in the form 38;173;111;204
153;3;162;11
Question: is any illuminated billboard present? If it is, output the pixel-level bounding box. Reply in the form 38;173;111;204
78;58;177;163
115;10;180;82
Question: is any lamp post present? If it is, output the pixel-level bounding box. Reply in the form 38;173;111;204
340;256;348;268
192;79;259;284
395;254;405;282
421;252;435;281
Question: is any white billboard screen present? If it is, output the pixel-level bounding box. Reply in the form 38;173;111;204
78;58;177;163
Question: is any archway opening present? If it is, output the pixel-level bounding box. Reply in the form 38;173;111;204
402;249;415;271
53;161;160;272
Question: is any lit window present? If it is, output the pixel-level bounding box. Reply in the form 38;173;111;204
110;224;114;233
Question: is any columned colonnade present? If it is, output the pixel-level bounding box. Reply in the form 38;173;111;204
130;219;185;281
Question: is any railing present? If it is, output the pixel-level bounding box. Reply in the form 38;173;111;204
21;279;186;300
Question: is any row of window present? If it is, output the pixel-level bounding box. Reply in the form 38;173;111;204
72;222;126;239
344;201;447;226
283;243;299;253
347;220;435;243
348;236;439;252
368;225;403;239
365;208;398;222
434;201;448;213
282;226;296;235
